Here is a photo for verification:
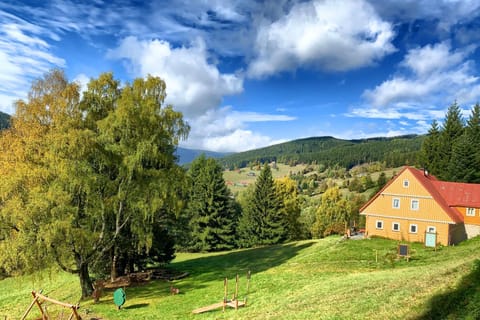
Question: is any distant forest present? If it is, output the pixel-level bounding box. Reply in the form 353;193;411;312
0;111;9;130
219;135;425;170
1;108;423;169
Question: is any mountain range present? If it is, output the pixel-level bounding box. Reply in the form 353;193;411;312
0;111;424;168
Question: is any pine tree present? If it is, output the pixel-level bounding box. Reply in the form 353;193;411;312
440;102;465;180
448;133;477;182
420;120;441;175
464;104;480;182
237;164;285;247
186;155;238;251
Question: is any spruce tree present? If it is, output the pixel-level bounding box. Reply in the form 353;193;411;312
448;133;477;182
464;104;480;182
439;102;464;180
186;155;238;251
238;164;285;247
420;120;441;176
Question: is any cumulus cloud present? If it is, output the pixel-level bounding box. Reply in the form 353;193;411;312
248;0;395;78
0;11;65;114
362;42;480;110
182;106;293;152
107;36;296;152
107;36;243;116
351;42;480;129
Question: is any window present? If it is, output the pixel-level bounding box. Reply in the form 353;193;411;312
409;224;418;233
427;226;436;233
392;222;400;232
376;220;384;230
411;199;419;211
392;198;400;209
467;208;476;217
403;179;409;188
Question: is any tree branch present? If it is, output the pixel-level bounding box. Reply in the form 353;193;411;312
51;244;79;274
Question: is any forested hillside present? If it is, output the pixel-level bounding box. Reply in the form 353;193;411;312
220;135;424;169
0;111;10;129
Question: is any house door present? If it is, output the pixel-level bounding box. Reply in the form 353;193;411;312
425;226;437;247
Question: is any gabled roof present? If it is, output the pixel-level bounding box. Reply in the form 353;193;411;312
408;168;463;223
360;166;466;223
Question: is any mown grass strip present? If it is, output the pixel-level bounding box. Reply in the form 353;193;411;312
1;236;479;319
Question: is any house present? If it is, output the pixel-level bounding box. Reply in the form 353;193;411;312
360;166;480;246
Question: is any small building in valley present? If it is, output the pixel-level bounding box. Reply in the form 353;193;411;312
360;166;480;246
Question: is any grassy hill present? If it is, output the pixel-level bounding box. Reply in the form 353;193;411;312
219;135;425;170
1;236;479;319
0;111;10;130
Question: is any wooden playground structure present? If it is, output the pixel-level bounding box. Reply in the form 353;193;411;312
20;290;81;320
192;271;251;314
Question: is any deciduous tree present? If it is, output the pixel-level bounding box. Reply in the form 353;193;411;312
0;70;189;298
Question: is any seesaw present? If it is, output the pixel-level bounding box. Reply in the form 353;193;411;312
192;271;251;314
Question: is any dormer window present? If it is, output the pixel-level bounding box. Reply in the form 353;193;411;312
403;179;409;188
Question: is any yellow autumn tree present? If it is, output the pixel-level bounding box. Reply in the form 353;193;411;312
0;70;189;298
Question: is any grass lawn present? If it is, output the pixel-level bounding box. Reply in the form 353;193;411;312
1;236;480;319
223;163;307;195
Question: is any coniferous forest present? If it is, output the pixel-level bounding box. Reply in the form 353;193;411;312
1;71;479;299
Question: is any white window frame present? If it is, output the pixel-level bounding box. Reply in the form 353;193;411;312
392;222;400;232
409;224;418;234
376;220;384;230
427;226;436;233
466;208;476;217
403;179;409;188
392;198;400;209
411;199;419;211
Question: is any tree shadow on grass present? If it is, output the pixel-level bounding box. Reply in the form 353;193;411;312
414;259;480;320
174;241;315;281
129;241;315;300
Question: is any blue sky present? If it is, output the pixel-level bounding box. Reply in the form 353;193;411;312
1;1;480;152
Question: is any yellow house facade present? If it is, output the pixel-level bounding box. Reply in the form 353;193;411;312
360;167;480;246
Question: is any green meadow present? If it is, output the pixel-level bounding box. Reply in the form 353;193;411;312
1;236;480;319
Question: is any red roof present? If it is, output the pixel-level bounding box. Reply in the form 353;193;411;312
406;167;464;223
432;180;480;208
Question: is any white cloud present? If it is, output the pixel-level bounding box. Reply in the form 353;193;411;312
347;104;443;121
73;73;90;99
248;0;395;78
0;11;65;114
180;106;294;152
107;36;243;117
108;36;296;152
402;42;468;78
360;42;480;120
